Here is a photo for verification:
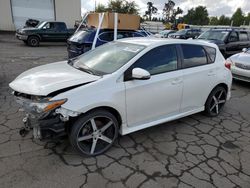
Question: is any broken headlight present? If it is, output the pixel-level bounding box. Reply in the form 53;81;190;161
16;97;67;115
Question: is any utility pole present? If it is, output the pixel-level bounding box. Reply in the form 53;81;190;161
95;0;96;12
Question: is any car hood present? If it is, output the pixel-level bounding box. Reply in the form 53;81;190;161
9;61;101;96
230;52;250;64
17;27;39;32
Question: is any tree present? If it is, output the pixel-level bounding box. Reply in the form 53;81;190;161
218;15;231;25
209;16;219;25
163;0;183;23
144;2;158;21
95;4;106;13
183;6;209;25
96;0;139;15
245;13;250;25
231;8;245;26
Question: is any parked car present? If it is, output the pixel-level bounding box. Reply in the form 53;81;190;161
155;30;176;38
197;29;250;57
67;28;151;58
9;38;232;156
16;21;76;47
227;48;250;82
168;29;201;39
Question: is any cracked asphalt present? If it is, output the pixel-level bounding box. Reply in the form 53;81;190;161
1;33;250;188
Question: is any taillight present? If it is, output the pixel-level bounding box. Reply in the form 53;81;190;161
225;60;231;70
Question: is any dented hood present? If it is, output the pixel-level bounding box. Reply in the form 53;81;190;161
9;61;100;96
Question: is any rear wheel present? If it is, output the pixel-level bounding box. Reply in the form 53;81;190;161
205;86;227;117
27;36;39;47
69;110;119;156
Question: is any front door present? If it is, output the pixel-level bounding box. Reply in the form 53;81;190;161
124;45;183;127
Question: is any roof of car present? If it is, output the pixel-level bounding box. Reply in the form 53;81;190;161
119;37;218;48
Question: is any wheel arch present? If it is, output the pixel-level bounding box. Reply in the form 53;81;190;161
28;34;41;41
68;106;123;129
205;83;228;104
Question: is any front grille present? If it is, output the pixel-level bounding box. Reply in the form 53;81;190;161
233;74;250;82
235;63;250;70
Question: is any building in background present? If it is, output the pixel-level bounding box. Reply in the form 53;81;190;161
0;0;81;31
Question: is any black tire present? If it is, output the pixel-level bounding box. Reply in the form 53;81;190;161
204;86;227;117
69;109;119;156
27;36;39;47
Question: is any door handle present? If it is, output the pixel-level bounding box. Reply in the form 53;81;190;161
171;78;182;85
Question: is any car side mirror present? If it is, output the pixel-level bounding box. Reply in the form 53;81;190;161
131;68;150;80
42;26;47;30
242;48;247;53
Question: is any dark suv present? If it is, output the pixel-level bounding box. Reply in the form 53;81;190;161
67;29;151;58
168;29;202;39
197;29;250;57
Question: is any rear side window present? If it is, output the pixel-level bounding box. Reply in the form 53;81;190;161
99;32;114;42
181;44;207;68
239;32;249;41
56;23;66;31
204;46;216;63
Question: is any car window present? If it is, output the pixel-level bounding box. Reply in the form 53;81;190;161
198;30;229;41
131;45;178;75
117;32;133;39
98;32;114;42
132;32;145;37
239;32;249;41
228;31;239;42
181;44;207;68
44;22;55;30
56;23;66;31
73;42;145;75
204;46;216;63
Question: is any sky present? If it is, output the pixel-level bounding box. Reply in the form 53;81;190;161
81;0;250;18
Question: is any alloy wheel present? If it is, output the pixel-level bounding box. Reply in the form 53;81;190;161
76;116;117;155
209;89;226;116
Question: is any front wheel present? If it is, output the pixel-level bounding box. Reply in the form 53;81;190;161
204;86;227;117
27;36;39;47
69;110;119;156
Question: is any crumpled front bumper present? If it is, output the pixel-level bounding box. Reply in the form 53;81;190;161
21;113;66;139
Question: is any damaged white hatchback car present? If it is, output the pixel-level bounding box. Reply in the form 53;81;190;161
9;38;232;156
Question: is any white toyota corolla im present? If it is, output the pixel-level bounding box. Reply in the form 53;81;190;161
9;38;232;156
227;48;250;82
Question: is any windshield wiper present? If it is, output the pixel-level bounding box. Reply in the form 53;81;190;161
77;64;102;76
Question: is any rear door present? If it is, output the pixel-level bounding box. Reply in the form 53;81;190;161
180;44;218;112
238;31;250;50
55;23;69;41
226;31;240;56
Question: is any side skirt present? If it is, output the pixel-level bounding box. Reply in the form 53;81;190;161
120;107;204;135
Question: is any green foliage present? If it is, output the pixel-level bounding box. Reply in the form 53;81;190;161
163;1;183;23
231;8;245;26
144;2;158;21
95;0;139;15
209;16;219;25
96;4;106;13
245;13;250;25
183;6;209;25
218;15;231;25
